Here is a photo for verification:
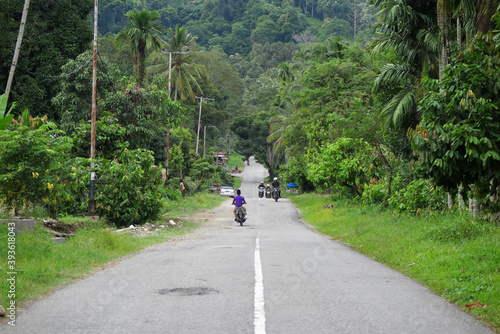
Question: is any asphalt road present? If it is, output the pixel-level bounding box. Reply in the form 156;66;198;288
3;157;494;334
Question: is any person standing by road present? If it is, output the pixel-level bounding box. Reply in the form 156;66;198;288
180;179;186;199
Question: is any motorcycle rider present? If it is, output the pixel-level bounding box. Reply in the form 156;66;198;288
232;189;247;220
258;181;265;190
271;177;281;197
265;184;272;198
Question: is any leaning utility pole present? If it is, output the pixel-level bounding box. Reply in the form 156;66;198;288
4;0;30;108
88;0;98;215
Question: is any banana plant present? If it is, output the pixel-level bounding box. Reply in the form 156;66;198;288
0;93;15;130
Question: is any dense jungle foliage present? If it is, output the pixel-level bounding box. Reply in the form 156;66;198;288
1;0;500;224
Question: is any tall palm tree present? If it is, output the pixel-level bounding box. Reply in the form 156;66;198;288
164;25;205;102
276;62;294;82
453;0;476;48
267;80;304;157
116;9;165;87
437;0;453;79
371;0;439;128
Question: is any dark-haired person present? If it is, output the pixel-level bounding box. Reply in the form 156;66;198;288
180;179;186;199
231;189;247;220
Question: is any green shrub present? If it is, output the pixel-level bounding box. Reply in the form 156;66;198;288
0;123;72;217
56;158;93;216
95;148;163;227
388;178;446;214
307;137;373;197
159;185;181;201
362;180;388;204
280;156;315;192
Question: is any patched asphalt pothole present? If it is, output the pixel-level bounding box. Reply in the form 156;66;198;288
158;287;219;296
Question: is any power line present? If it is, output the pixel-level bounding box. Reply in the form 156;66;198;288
10;51;96;79
96;51;116;91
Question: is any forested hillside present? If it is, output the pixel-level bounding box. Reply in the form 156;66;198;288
98;0;375;50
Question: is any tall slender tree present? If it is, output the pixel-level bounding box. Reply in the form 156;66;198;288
371;0;439;128
4;0;30;107
437;0;453;79
116;9;165;87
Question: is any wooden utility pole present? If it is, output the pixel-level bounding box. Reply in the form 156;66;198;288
88;0;98;215
4;0;30;108
203;125;216;158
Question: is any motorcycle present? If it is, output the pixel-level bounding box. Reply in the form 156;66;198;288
272;187;280;202
258;186;265;198
235;207;246;226
265;188;272;198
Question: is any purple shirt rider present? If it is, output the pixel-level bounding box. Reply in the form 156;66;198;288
233;195;245;207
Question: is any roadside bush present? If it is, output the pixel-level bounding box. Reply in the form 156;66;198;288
280;156;315;192
58;158;91;216
308;138;373;197
71;113;128;160
388;178;447;214
215;166;233;186
159;185;181;201
95;148;163;227
0;123;72;217
362;180;388;204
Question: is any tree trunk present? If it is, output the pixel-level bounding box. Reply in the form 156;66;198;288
447;192;454;209
137;43;146;87
458;185;465;210
4;0;30;108
437;0;451;80
477;0;499;33
473;198;480;218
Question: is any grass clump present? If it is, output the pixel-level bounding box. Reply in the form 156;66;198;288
289;193;500;331
226;154;245;171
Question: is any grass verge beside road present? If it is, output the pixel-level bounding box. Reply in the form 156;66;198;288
289;193;500;332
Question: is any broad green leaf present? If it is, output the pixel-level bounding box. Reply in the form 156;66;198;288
0;114;14;130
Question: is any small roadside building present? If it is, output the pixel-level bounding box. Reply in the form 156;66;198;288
213;152;228;167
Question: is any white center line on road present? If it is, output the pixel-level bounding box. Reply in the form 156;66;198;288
254;237;266;334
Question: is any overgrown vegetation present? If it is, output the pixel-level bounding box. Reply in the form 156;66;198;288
290;193;500;331
243;1;500;225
